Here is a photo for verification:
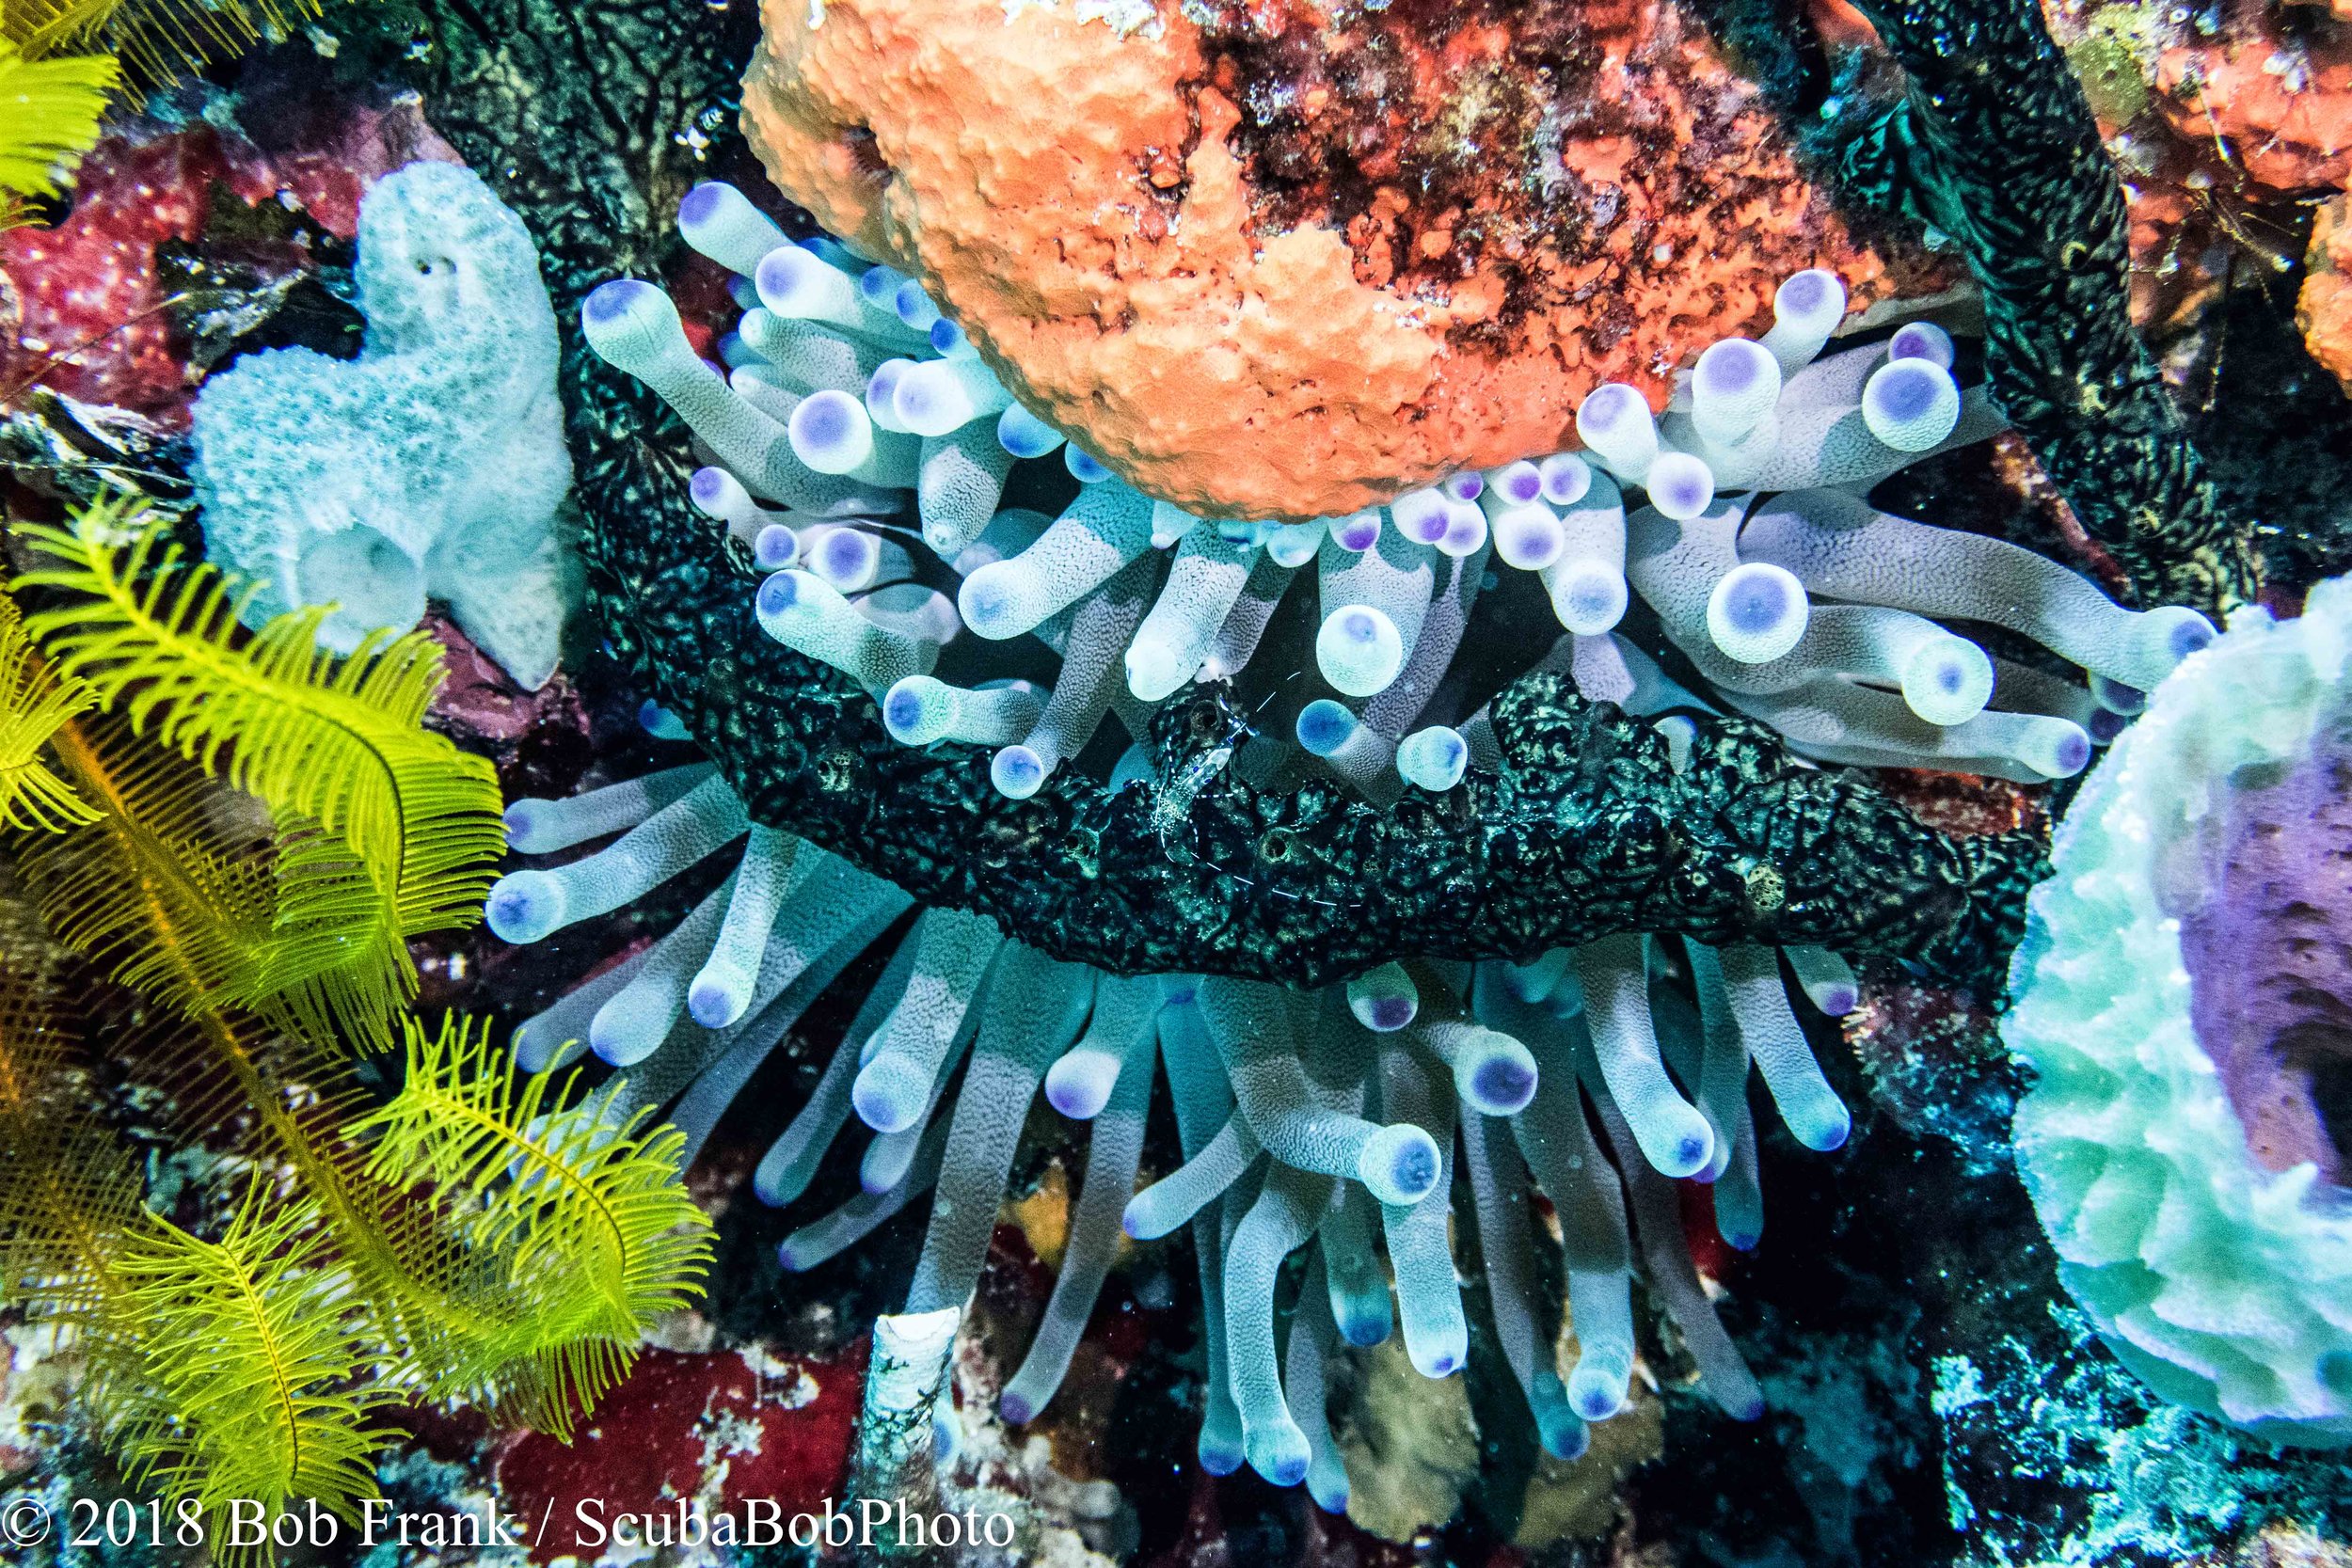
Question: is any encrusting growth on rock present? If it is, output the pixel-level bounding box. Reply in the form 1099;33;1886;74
739;0;1935;518
1836;0;2262;614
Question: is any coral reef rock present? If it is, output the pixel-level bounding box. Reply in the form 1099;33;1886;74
2305;194;2352;399
2147;0;2352;194
2005;571;2352;1445
1332;1326;1662;1546
1935;1306;2352;1561
191;160;576;688
740;0;1927;519
0;99;461;428
2044;0;2352;333
2;130;264;423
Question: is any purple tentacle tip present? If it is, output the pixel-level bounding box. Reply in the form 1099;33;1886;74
754;525;798;572
1780;269;1834;313
1871;361;1941;421
1539;1405;1590;1461
1472;1056;1536;1113
583;277;654;322
820;530;870;578
677;182;726;227
1386;1139;1438;1200
1697;339;1769;396
800;390;855;446
1574;1386;1620;1421
1582;382;1642;432
1724;574;1790;632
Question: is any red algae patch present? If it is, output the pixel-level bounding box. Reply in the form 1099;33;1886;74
741;0;1931;518
493;1343;864;1563
2;133;241;422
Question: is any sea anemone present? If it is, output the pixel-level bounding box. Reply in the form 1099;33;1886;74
580;183;2212;801
485;751;1867;1492
468;182;2237;1494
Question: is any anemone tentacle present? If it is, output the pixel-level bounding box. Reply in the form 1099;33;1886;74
376;0;2286;1497
556;151;2236;993
484;763;1877;1491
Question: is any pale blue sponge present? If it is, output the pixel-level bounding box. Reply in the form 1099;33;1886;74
192;160;576;689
